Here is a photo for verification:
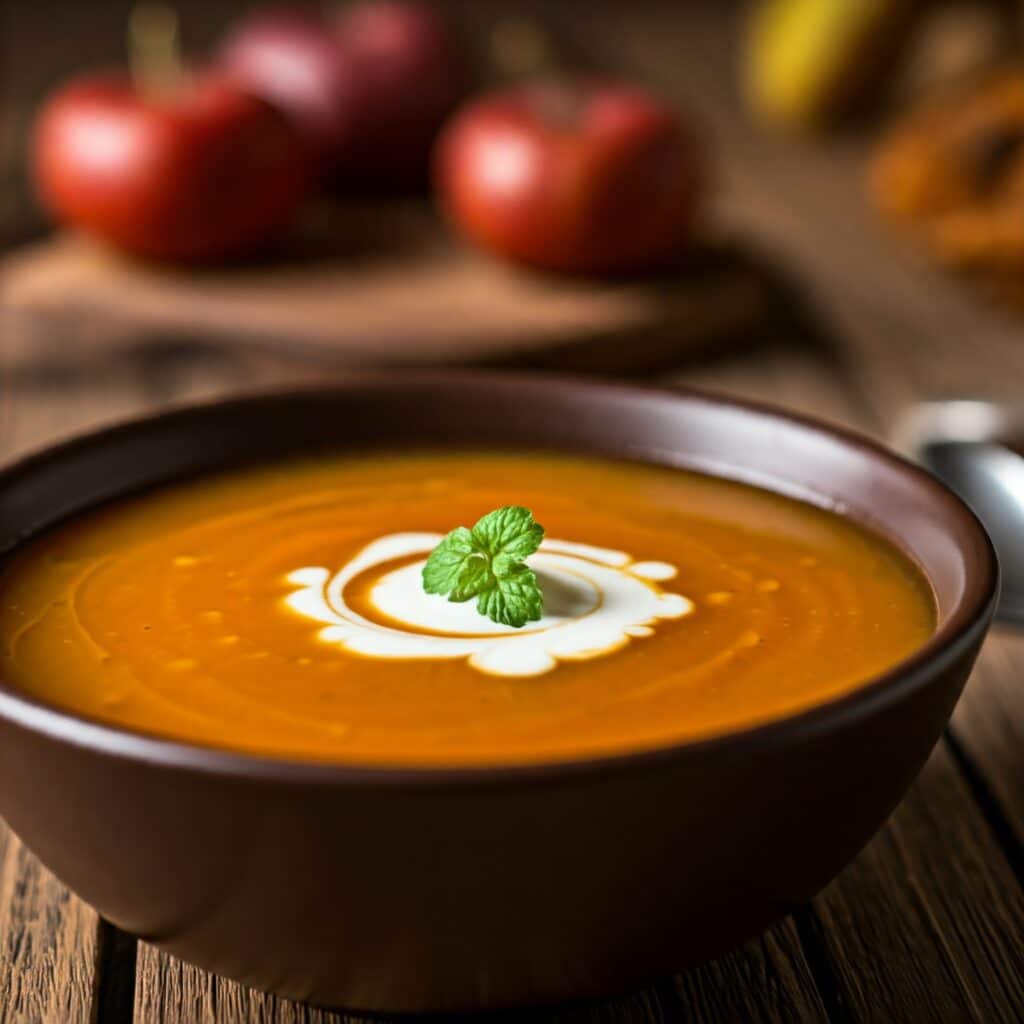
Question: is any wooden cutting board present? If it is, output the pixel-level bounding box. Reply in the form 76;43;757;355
0;200;772;374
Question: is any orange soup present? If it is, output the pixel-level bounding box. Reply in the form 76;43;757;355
0;451;936;765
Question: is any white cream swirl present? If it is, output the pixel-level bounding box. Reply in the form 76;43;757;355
283;533;692;677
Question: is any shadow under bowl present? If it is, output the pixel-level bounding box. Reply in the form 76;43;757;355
0;372;998;1013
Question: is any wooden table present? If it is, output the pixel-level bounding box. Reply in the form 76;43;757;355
3;3;1024;1022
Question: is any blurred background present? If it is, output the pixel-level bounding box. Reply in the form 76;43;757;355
3;0;1024;397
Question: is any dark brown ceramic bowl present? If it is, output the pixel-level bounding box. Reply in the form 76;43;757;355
0;373;998;1013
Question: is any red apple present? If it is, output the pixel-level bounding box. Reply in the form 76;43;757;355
217;2;469;191
32;73;311;263
334;1;470;190
218;7;356;168
434;79;705;274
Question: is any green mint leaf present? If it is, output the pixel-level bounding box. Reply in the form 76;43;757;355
476;564;543;628
472;506;545;563
447;554;494;603
422;526;476;596
421;506;545;627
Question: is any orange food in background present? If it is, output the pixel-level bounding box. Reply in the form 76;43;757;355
869;68;1024;289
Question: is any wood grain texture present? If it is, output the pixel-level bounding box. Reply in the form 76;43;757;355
0;822;101;1024
807;746;1024;1024
952;631;1024;848
668;920;827;1024
0;211;770;375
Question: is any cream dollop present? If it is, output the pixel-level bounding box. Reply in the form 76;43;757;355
283;533;692;677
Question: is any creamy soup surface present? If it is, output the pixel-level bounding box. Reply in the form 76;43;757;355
0;451;936;765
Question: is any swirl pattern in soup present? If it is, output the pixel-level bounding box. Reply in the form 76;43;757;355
0;451;936;765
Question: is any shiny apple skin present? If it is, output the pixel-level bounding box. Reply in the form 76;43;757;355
32;74;311;263
218;7;357;168
334;0;470;190
435;79;705;274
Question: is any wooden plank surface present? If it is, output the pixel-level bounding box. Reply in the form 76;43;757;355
3;2;1024;1022
0;826;101;1024
0;211;771;375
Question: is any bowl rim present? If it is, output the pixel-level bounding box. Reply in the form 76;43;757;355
0;371;999;788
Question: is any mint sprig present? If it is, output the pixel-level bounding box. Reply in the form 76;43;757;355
422;506;545;627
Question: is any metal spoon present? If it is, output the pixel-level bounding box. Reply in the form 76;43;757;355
892;400;1024;622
